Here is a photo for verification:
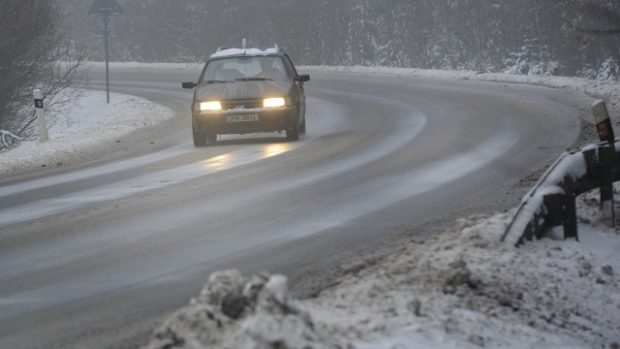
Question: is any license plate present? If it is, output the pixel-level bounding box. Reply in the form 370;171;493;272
225;114;259;123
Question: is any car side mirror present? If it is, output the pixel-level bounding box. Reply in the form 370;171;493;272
295;75;310;82
182;81;196;89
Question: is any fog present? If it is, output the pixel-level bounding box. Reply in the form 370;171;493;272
63;0;620;79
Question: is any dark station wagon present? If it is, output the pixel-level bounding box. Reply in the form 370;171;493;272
182;46;310;146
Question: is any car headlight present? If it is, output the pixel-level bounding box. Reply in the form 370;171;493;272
263;97;286;108
200;101;222;111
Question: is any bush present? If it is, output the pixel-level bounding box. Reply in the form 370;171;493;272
0;0;81;137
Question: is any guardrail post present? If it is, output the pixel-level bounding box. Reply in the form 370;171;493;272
563;194;578;240
583;149;599;177
543;193;578;241
33;89;48;143
599;144;615;227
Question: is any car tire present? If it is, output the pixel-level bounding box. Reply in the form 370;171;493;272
286;127;299;141
286;120;300;141
193;125;206;147
206;132;218;145
300;115;307;135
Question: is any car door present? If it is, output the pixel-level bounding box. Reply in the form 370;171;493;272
283;54;306;120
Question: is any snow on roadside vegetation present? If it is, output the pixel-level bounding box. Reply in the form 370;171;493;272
146;189;620;349
0;88;174;177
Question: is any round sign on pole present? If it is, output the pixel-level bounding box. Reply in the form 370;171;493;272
95;15;116;36
89;0;123;104
89;0;123;16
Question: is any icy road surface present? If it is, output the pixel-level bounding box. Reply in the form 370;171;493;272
0;65;591;349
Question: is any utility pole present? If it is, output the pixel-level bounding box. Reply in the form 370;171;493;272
89;0;123;104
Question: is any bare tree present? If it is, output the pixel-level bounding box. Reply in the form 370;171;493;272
0;0;82;142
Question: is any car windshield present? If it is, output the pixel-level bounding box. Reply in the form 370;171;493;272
200;56;288;83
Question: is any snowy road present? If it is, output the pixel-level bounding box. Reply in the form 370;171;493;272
0;66;588;348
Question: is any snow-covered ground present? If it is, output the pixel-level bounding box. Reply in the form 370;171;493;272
145;188;620;349
0;88;174;177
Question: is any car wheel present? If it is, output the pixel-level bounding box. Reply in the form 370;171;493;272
193;125;206;147
286;123;300;141
300;115;307;135
206;132;218;145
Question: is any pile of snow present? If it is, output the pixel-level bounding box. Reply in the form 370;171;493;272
0;88;174;177
146;271;338;349
145;193;620;349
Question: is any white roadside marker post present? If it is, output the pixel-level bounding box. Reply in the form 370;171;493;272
33;88;48;143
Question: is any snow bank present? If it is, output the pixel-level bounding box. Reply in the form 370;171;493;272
146;202;620;349
0;88;174;177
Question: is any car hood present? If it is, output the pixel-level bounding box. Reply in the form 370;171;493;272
195;80;292;101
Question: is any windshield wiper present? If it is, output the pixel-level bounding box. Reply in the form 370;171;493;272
204;79;231;84
235;77;273;81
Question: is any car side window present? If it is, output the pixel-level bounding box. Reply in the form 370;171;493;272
283;54;299;77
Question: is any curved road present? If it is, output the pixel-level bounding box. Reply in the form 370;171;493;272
0;66;588;349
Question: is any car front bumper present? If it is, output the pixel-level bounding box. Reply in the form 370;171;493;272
193;106;297;135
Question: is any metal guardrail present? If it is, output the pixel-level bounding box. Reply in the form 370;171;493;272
502;100;618;246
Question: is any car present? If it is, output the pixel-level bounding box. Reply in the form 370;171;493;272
182;45;310;146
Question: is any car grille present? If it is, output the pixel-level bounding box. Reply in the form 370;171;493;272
221;99;262;110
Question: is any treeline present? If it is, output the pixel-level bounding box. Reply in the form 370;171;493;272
69;0;620;79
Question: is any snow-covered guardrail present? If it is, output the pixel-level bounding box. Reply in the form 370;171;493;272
502;100;619;246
